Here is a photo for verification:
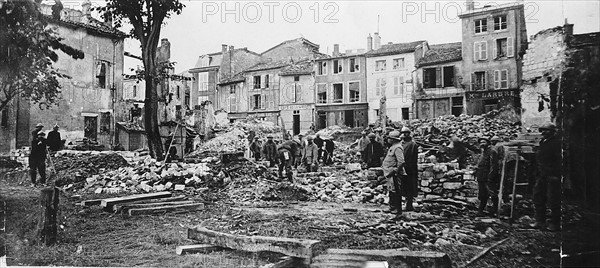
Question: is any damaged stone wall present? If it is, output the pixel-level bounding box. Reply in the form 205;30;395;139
418;163;478;203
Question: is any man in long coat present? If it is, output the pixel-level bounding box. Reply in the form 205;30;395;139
262;135;278;167
47;124;63;151
364;133;384;168
531;123;561;232
381;131;406;215
476;137;496;216
400;127;419;211
30;132;48;186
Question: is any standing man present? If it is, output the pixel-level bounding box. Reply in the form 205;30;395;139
47;124;62;151
277;139;300;182
29;132;48;186
489;135;505;212
531;123;561;232
303;136;319;172
364;133;384;168
323;138;335;165
249;137;262;161
294;134;305;170
32;123;44;141
400;127;419;211
262;135;278;167
357;131;371;163
475;137;497;216
381;131;406;215
314;133;325;163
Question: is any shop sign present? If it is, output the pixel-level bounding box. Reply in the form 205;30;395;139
466;89;519;100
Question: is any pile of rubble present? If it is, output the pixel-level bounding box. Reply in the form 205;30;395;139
53;151;130;187
193;128;247;154
0;157;22;169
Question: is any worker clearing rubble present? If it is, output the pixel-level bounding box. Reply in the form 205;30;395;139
357;131;371;163
302;136;319;172
294;134;305;170
262;135;278;167
475;137;498;216
442;135;479;169
401;127;419;211
249;137;262;161
364;133;384;168
381;131;407;215
277;139;301;182
531;123;561;232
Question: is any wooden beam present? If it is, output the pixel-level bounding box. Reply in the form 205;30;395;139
100;191;172;209
120;201;195;214
187;226;320;261
324;248;452;268
128;203;204;216
175;244;222;255
112;196;187;213
80;199;102;206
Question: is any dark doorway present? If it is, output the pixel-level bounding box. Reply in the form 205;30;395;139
317;111;327;130
401;108;409;120
84;116;98;141
293;110;300;135
344;110;355;127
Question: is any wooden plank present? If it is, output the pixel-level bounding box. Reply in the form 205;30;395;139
121;201;195;214
325;248;452;268
112;196;187;212
80;199;102;206
128;203;204;216
100;191;172;209
461;238;509;268
175;244;222;255
188;226;320;261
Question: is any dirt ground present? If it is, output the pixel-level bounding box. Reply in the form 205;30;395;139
1;173;598;268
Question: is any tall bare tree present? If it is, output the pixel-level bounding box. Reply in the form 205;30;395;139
99;0;184;159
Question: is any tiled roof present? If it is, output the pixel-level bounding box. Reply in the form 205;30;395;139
261;37;320;55
219;72;246;85
44;15;126;38
280;60;314;76
365;40;426;57
417;42;462;67
245;60;292;72
571;32;600;48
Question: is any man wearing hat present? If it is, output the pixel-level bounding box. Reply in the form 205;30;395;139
277;139;301;182
32;123;44;141
249;136;262;161
531;123;561;231
302;136;319;172
29;131;48;186
357;131;371;163
47;124;63;151
475;136;497;216
364;133;384;168
401;127;419;211
381;131;406;215
262;135;278;167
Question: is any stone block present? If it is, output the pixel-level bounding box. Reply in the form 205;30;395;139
322;248;452;268
442;182;462;190
421;180;430;187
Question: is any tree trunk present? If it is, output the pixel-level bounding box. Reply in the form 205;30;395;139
37;187;59;246
144;77;164;159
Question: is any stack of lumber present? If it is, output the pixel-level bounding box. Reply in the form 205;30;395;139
79;191;204;216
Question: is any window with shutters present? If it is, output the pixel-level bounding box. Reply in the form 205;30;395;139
494;69;509;89
495;38;508;58
393;58;405;70
423;68;437;89
96;61;107;89
393;77;404;95
252;94;262;110
494;15;507;31
185;92;190;107
376;78;387;96
349;82;360;102
333;83;343;103
176;85;181;99
317;84;327;103
475;18;487;34
292;83;302;103
333;60;342;74
375;60;386;71
318;62;327;75
474;41;488;61
473;71;486;90
229;88;237;112
198;72;208;91
443;66;455;87
253;75;261;89
264;74;270;88
349;58;359;72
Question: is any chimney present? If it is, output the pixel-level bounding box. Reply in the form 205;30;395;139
82;0;91;17
466;0;475;11
333;44;340;56
367;34;373;51
374;32;381;50
563;18;574;36
229;46;235;75
221;44;228;54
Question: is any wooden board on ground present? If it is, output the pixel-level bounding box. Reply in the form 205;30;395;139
112;196;188;212
323;248;452;268
100;191;172;209
80;199;102;206
187;226;320;261
128;203;204;216
120;201;195;214
175;244;222;255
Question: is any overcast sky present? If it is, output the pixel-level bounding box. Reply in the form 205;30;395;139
112;0;599;73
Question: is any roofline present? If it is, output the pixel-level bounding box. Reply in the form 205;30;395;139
365;49;418;58
416;58;462;68
280;71;313;76
45;15;127;38
458;3;524;18
316;53;366;60
260;37;319;56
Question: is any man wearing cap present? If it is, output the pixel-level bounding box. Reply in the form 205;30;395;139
249;137;262;161
277;139;301;182
32;123;44;141
303;136;319;172
475;136;497;216
381;131;406;215
47;124;63;151
29;132;48;186
364;133;384;168
401;127;419;211
531;123;561;232
262;135;278;167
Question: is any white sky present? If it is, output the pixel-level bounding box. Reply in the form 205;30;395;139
57;0;600;73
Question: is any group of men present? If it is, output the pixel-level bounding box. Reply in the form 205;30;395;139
29;123;63;186
249;133;335;181
357;127;419;215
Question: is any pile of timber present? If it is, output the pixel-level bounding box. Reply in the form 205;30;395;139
79;191;204;216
